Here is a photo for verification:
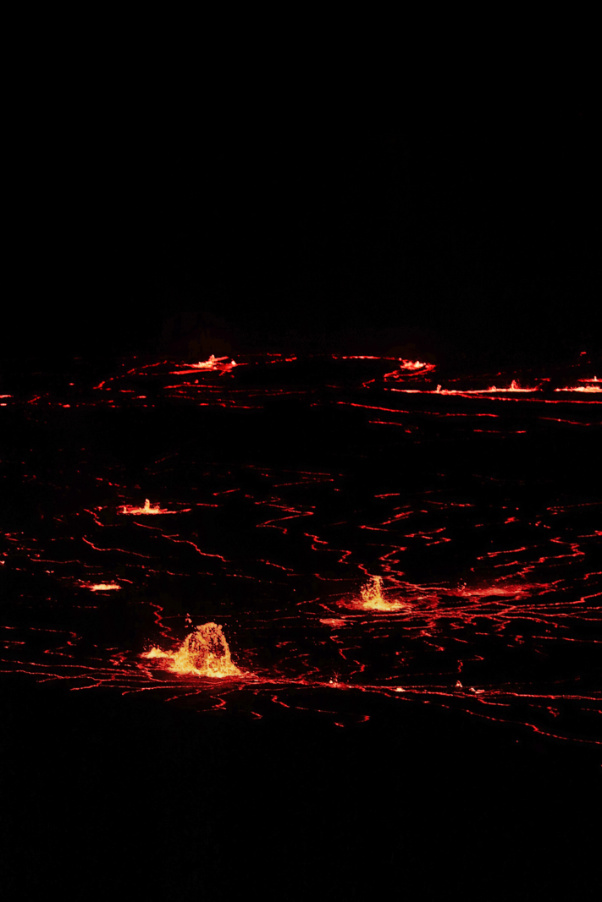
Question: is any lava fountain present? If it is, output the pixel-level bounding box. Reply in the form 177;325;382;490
142;623;242;677
357;576;407;612
121;499;174;515
171;355;239;375
384;359;437;379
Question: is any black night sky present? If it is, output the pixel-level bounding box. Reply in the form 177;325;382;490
7;78;598;368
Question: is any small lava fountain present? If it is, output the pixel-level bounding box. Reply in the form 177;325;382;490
143;623;242;677
358;576;407;612
121;499;172;515
383;359;437;380
172;355;239;375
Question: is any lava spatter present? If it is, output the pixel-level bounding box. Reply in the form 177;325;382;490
143;623;242;678
354;575;408;612
171;355;239;375
120;499;176;515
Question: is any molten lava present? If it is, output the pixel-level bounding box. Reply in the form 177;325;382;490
554;383;602;393
121;499;173;515
384;359;437;380
143;623;241;677
439;380;537;395
357;575;407;612
3;351;602;742
172;355;239;375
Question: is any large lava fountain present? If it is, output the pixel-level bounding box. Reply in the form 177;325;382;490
143;623;241;677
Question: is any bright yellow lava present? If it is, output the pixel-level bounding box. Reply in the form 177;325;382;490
554;384;602;393
359;576;406;611
121;499;165;515
143;623;241;677
191;355;237;370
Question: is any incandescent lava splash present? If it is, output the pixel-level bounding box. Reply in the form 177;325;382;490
172;355;239;375
143;623;242;678
121;499;174;515
384;359;437;380
357;575;408;612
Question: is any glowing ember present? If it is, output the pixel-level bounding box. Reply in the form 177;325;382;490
358;575;407;612
143;623;241;678
83;582;121;592
121;499;174;515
